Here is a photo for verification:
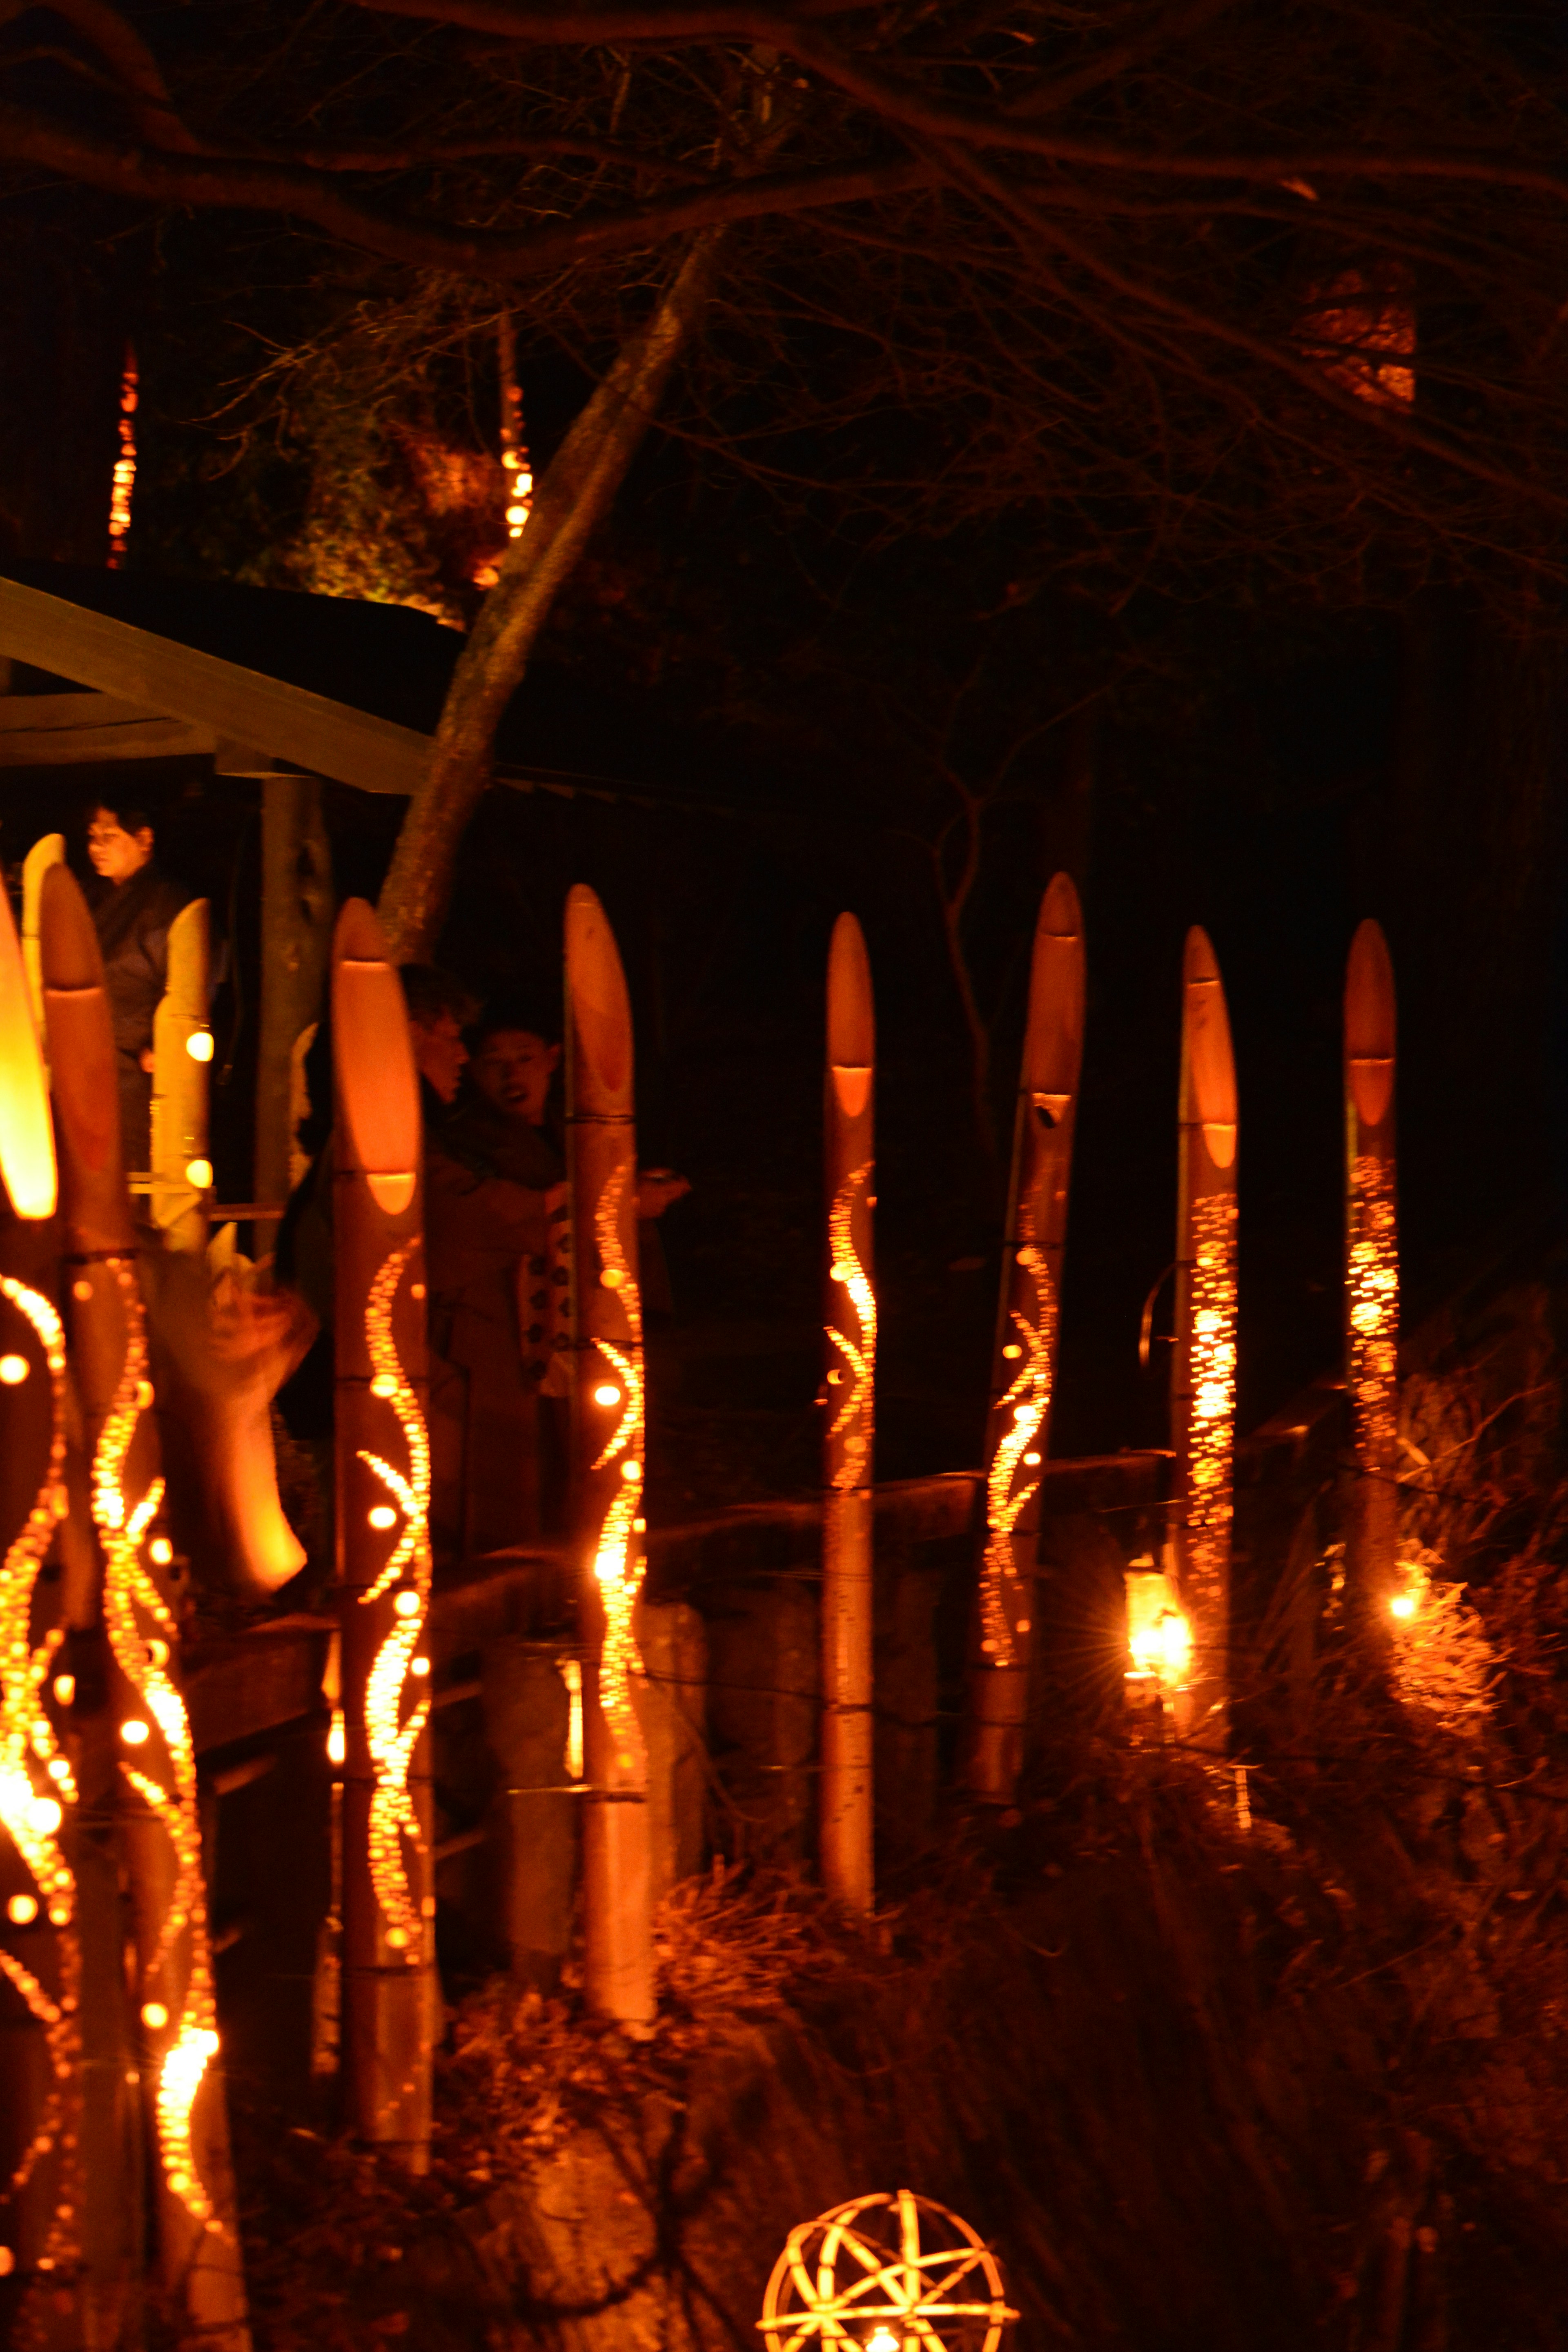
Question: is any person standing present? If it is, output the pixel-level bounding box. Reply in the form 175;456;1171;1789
85;796;190;1177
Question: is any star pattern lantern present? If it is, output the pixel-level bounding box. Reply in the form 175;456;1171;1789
760;2192;1017;2352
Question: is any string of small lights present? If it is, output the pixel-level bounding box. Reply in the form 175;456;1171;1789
356;1242;432;1958
0;1275;79;2283
589;1162;647;1782
980;1225;1056;1666
92;1258;223;2233
826;1164;875;1494
1348;1154;1398;1480
107;350;137;569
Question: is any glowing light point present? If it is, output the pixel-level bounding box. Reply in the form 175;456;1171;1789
52;1674;74;1707
410;1655;430;1678
594;1383;622;1407
394;1589;420;1618
0;1353;29;1384
141;2002;169;2031
120;1720;150;1746
30;1796;62;1832
7;1894;39;1925
601;1266;624;1290
72;1281;92;1303
185;1158;213;1190
185;1031;214;1062
1390;1591;1417;1621
370;1372;398;1399
149;1537;173;1566
327;1711;346;1767
368;1505;398;1531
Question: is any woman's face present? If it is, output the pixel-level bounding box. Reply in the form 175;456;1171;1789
87;807;154;884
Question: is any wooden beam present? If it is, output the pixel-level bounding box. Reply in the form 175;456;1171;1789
0;578;430;796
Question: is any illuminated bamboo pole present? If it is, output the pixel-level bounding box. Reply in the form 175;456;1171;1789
20;831;64;1047
821;914;875;1913
0;871;78;2338
1344;919;1399;1632
564;884;654;2024
1170;926;1238;1745
331;899;437;2164
964;874;1085;1803
39;863;249;2346
150;899;214;1251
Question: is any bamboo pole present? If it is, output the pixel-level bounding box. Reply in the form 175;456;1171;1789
150;898;213;1252
0;871;79;2347
331;899;436;2165
821;915;875;1913
1170;926;1238;1746
39;863;249;2347
1344;919;1399;1633
564;885;654;2025
255;777;333;1209
20;833;64;1051
964;875;1085;1803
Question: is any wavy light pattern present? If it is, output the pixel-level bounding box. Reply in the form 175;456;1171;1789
356;1242;432;1957
980;1221;1056;1667
1185;1192;1238;1605
92;1258;221;2232
590;1163;647;1780
826;1164;875;1495
1348;1154;1398;1477
0;1276;78;2274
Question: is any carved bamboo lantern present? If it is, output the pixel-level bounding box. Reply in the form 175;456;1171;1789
1170;927;1238;1743
1344;920;1399;1630
821;915;876;1913
331;900;436;2165
0;872;76;2326
39;864;249;2345
150;900;214;1251
564;885;654;2024
964;875;1085;1804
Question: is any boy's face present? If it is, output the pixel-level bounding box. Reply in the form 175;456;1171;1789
470;1029;559;1125
87;807;154;884
410;1009;468;1105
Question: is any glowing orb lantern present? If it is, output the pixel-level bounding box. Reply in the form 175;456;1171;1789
760;2192;1017;2352
1344;920;1399;1630
822;914;876;1914
331;900;436;2168
1124;1561;1193;1698
1171;927;1238;1744
565;884;654;2023
965;875;1083;1804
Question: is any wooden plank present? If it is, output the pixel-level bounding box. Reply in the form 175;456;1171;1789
0;577;430;796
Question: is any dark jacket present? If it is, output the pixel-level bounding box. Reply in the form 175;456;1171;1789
91;860;190;1064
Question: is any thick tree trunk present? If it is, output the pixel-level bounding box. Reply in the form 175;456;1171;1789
377;231;723;962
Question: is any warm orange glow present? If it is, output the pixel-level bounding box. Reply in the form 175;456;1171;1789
1125;1565;1193;1689
1185;1191;1238;1603
589;1163;648;1780
826;1165;875;1494
760;2192;1018;2352
0;880;57;1222
0;1355;26;1385
356;1241;432;1959
1348;1154;1398;1479
185;1031;214;1064
559;1658;584;1781
149;1537;172;1567
0;1273;78;2269
980;1214;1056;1666
120;1719;150;1745
107;348;138;567
1299;270;1415;409
94;1258;223;2231
327;1708;346;1768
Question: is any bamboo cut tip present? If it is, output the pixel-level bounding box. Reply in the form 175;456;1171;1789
37;861;102;991
1345;918;1396;1130
827;913;875;1070
1183;924;1222;989
1181;925;1237;1161
0;883;55;1221
1040;870;1082;940
1024;875;1086;1094
565;884;633;1108
332;898;421;1195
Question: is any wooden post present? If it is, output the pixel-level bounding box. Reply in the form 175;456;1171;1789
151;899;213;1252
564;885;654;2024
255;775;333;1208
1171;926;1238;1746
39;864;249;2347
0;872;78;2344
1344;919;1399;1632
964;875;1085;1803
821;915;875;1913
331;899;436;2165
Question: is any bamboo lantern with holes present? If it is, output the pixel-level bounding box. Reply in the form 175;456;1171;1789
0;870;76;2334
1170;926;1238;1745
965;875;1085;1803
38;864;249;2346
331;900;436;2165
1344;920;1399;1631
564;885;654;2024
821;915;876;1913
150;900;213;1251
